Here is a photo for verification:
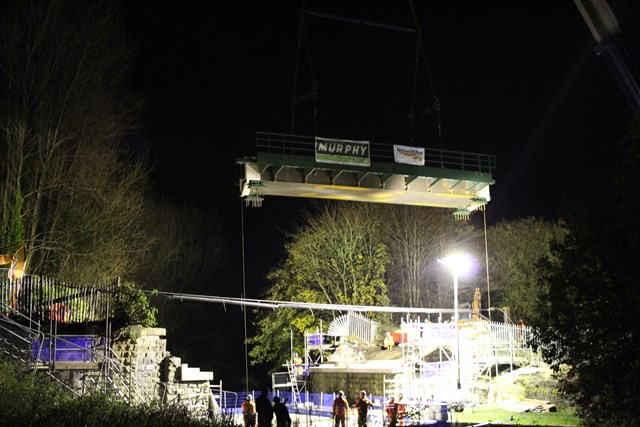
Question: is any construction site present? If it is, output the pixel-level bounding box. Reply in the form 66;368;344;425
0;118;546;426
268;309;544;425
0;260;553;426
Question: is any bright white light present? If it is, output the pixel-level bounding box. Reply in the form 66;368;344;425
439;252;476;393
438;253;475;279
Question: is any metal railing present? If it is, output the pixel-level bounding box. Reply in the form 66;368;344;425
256;131;496;173
0;276;117;325
0;308;44;369
84;346;155;405
210;382;237;413
327;311;379;343
0;292;154;405
0;288;219;419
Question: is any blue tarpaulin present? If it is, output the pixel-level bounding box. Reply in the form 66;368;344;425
32;336;93;362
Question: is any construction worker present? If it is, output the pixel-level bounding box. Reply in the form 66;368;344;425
385;396;397;426
242;395;257;427
396;393;407;426
516;319;526;342
256;388;274;427
293;352;303;378
383;332;394;350
332;390;349;427
273;396;291;427
352;390;374;427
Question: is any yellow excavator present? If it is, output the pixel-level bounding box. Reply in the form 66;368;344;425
0;243;27;280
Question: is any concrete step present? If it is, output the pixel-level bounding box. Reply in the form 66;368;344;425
180;363;213;381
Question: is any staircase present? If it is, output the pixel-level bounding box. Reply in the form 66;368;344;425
0;311;46;375
388;319;539;406
0;276;219;420
0;301;151;405
0;305;87;395
272;361;303;407
82;347;153;404
286;361;302;406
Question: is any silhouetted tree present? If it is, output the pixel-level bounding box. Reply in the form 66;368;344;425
137;199;224;292
535;116;640;426
248;202;389;367
0;0;150;282
487;217;566;325
382;206;478;309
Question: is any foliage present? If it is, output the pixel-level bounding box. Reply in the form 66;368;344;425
282;203;389;307
535;115;640;427
248;279;322;367
0;1;227;392
248;202;390;368
0;358;215;426
382;206;479;309
449;404;579;426
136;199;225;293
0;358;72;425
112;280;158;328
0;188;24;248
0;0;226;299
0;0;154;283
487;217;566;325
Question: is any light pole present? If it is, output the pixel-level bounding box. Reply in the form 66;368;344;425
453;266;461;391
438;254;472;393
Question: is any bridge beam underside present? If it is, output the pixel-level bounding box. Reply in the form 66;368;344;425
239;158;493;210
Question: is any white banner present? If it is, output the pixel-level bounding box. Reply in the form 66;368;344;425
394;145;425;166
315;137;370;167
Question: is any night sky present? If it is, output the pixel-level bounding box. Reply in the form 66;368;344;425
125;0;639;218
123;1;640;386
125;0;640;286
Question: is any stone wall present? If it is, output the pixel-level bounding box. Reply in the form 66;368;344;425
110;325;213;418
111;325;168;399
310;365;393;403
42;325;215;419
158;355;213;419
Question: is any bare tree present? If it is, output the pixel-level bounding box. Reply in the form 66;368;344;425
137;199;225;292
487;216;566;324
382;206;479;309
0;1;151;283
249;201;390;367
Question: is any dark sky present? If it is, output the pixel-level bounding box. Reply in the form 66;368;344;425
123;1;640;387
126;0;639;221
125;0;640;289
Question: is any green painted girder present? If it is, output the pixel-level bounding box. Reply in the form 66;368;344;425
238;132;496;211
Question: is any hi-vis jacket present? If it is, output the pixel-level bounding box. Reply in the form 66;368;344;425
333;397;349;417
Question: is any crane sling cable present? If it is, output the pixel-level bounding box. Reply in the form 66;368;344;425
240;199;250;393
298;3;419;135
408;0;442;145
301;3;441;145
148;290;482;317
291;0;318;134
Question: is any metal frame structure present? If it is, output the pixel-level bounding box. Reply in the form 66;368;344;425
382;314;538;411
238;132;495;214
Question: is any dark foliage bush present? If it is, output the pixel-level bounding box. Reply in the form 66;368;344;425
0;359;219;426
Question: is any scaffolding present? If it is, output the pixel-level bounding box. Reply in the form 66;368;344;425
382;315;537;409
272;360;306;407
0;275;218;417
